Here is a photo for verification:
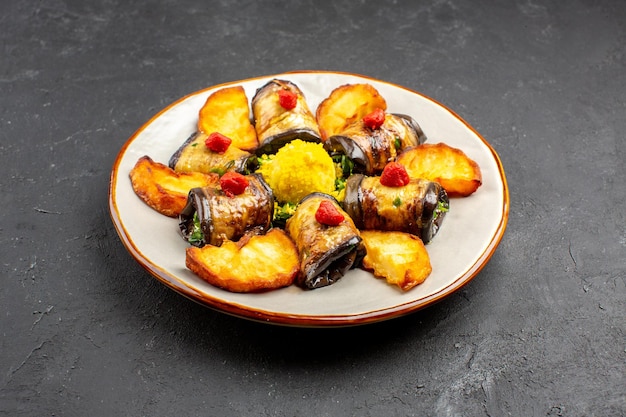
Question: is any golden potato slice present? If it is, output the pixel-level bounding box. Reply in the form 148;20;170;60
397;143;482;197
185;228;299;293
316;83;387;140
198;86;259;152
129;155;218;217
360;230;432;291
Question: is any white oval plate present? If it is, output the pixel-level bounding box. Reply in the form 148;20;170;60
109;71;509;327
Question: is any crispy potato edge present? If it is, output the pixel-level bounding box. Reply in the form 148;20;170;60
397;143;483;197
316;83;387;140
360;230;432;292
129;155;218;217
198;86;259;152
185;228;299;293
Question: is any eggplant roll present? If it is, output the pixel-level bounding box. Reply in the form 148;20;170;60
251;79;321;155
285;193;363;290
324;113;426;176
169;131;256;175
179;173;274;247
342;174;449;244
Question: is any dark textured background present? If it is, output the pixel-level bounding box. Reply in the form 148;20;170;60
1;1;625;416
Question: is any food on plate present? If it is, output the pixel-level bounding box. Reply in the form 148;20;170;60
168;131;257;175
342;170;449;244
360;230;432;291
178;173;274;247
127;77;487;295
285;193;364;289
396;143;482;197
324;112;426;176
256;139;338;204
251;79;321;155
129;155;219;217
197;86;259;152
316;83;388;140
185;228;299;293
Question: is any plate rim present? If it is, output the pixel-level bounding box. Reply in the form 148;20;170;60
108;70;510;327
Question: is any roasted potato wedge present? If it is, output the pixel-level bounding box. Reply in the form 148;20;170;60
316;83;387;140
185;228;299;293
129;155;219;217
397;143;482;197
198;86;259;152
360;230;432;291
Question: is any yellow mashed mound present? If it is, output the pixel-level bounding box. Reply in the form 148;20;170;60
258;139;338;204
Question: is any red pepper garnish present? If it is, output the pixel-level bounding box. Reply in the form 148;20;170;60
315;200;345;226
205;132;232;153
277;88;298;110
363;108;385;130
380;162;410;187
220;171;249;197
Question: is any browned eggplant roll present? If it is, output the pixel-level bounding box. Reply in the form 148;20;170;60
324;113;426;176
285;193;363;290
169;131;257;175
342;174;449;244
179;173;274;247
251;79;321;155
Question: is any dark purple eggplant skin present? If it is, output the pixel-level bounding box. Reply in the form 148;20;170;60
168;131;196;169
324;113;426;175
179;173;274;247
394;113;427;144
251;79;321;156
342;175;365;228
342;174;449;244
285;193;364;289
255;128;320;156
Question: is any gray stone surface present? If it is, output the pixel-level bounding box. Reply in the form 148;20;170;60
1;1;624;416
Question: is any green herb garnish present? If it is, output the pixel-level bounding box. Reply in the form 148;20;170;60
332;154;354;178
256;154;273;167
433;200;450;219
393;196;402;207
188;212;204;245
335;177;347;192
210;160;236;176
272;202;298;227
